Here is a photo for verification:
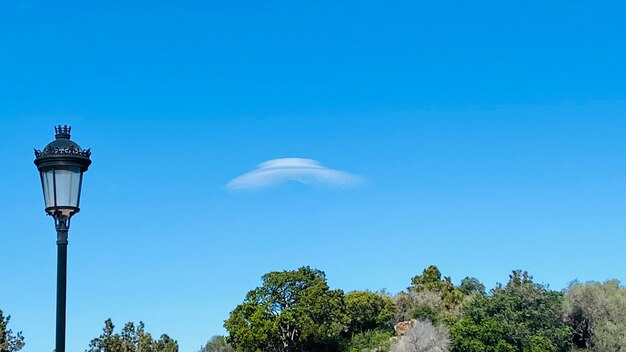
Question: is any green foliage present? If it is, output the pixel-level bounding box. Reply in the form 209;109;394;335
396;266;481;326
450;315;512;352
459;278;486;296
564;279;626;351
345;291;396;334
450;270;571;352
0;309;24;352
411;266;446;292
86;318;178;352
410;266;464;313
199;336;234;352
153;334;178;352
394;289;444;325
412;301;441;326
224;266;348;352
590;319;626;351
217;265;626;352
347;330;393;352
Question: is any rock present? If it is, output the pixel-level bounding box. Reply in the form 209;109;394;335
394;319;417;336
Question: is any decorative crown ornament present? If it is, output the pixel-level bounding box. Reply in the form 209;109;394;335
54;125;72;139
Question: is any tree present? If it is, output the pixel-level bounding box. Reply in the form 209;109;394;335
153;334;178;352
450;270;571;352
391;320;450;352
564;279;626;351
396;266;479;326
200;335;234;352
347;330;393;352
589;319;626;351
345;291;396;334
394;289;443;325
410;266;464;314
86;318;178;352
458;278;485;296
224;266;348;352
0;309;24;352
411;266;447;293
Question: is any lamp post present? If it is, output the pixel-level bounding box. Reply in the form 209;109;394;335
34;125;91;352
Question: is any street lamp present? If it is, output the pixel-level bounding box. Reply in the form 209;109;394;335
34;125;91;352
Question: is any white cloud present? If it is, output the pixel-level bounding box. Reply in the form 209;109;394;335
227;158;362;190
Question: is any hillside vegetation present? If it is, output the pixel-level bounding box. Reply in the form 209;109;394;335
214;266;626;352
3;265;625;352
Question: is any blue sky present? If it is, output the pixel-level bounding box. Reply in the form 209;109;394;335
2;1;626;351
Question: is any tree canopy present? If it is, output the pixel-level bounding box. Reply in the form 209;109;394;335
564;279;626;351
0;309;24;352
220;266;626;351
450;271;571;352
224;266;348;352
200;335;234;352
86;318;178;352
8;265;625;351
345;291;396;334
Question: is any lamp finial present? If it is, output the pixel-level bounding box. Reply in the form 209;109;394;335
54;125;71;139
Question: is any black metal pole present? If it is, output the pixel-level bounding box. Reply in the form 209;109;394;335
56;220;69;352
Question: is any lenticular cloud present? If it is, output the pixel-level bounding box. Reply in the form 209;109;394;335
227;158;362;190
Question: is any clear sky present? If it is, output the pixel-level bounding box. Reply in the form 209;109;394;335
2;1;626;351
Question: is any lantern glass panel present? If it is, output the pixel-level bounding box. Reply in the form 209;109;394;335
54;166;82;208
41;170;56;208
